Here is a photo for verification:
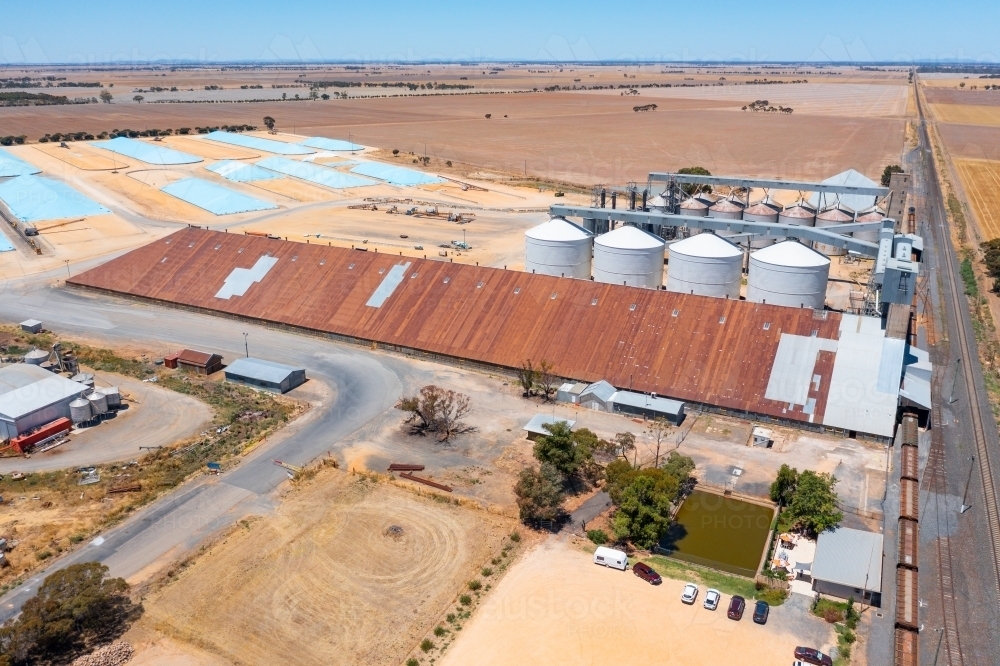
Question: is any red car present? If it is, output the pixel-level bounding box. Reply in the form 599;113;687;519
632;562;662;585
794;646;833;666
727;595;745;620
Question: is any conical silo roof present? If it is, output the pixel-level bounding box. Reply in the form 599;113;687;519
670;232;743;258
751;240;830;267
525;217;592;241
595;225;664;250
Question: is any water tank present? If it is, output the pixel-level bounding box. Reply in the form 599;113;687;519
778;202;817;247
70;398;92;425
101;386;122;409
742;200;781;249
854;207;886;244
593;225;666;288
747;241;831;309
24;349;49;365
708;198;745;220
666;233;744;299
814;204;855;256
87;391;108;417
524;217;593;279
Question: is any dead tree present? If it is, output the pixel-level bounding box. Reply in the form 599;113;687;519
396;385;471;442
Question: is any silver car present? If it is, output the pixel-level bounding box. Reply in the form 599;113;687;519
681;583;699;604
703;588;721;610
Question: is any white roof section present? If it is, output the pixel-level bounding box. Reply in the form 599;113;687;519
225;357;303;384
610;390;685;416
526;217;593;242
20;319;42;327
670;233;743;259
752;241;830;268
580;380;616;402
595;225;665;250
812;527;884;592
0;364;55;396
523;414;576;435
0;375;87;420
808;169;881;212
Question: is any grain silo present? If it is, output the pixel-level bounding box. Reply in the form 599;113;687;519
69;398;92;425
742;199;782;249
647;193;668;212
708;197;745;220
679;197;709;217
101;386;122;409
778;200;817;247
814;204;855;256
593;225;666;288
524;217;594;279
747;240;831;309
854;206;886;244
666;233;744;299
87;390;108;417
23;349;49;365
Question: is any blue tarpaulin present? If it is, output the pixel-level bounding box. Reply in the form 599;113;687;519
300;137;363;151
0;148;41;177
92;137;202;165
256;157;377;189
205;160;284;182
0;175;110;222
161;178;278;215
0;232;14;252
204;131;314;155
349;162;444;186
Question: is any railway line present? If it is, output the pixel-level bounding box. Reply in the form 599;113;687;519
914;74;1000;662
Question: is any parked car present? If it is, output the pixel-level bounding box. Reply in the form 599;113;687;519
632;562;661;585
681;583;699;604
793;647;833;666
703;588;721;610
753;600;769;624
727;595;745;620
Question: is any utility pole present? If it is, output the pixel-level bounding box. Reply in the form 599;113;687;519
948;357;962;404
243;332;249;358
961;455;976;513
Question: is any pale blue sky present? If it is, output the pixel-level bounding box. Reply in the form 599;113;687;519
2;0;998;65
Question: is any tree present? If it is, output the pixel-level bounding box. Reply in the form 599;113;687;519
769;464;799;506
132;95;144;103
659;451;695;484
513;463;564;523
392;148;400;156
785;470;843;534
517;359;537;396
99;90;112;103
263;116;276;131
613;432;637;466
646;417;671;467
981;238;1000;280
880;164;904;187
321;93;329;100
611;474;675;549
485;113;491;119
533;420;592;480
678;166;712;196
0;562;142;665
396;385;471;441
309;90;319;100
536;360;556;401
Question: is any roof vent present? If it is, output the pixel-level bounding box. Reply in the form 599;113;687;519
477;281;485;289
411;272;418;279
214;245;221;250
551;293;558;300
189;243;195;248
320;259;325;266
629;304;637;311
719;316;726;324
444;277;451;284
379;268;386;274
591;298;598;306
514;287;521;294
348;263;355;270
763;322;771;330
671;309;679;317
291;256;298;262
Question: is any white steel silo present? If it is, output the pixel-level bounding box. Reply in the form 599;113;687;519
666;233;744;299
854;206;886;244
747;240;831;309
524;217;594;279
742;200;781;249
778;200;818;248
814;204;855;256
593;225;666;288
679;196;709;235
708;197;745;220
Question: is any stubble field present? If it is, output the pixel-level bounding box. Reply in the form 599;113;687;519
954;158;1000;239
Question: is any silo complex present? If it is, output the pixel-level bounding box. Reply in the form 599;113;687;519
593;225;666;288
742;200;781;249
524;217;594;279
747;241;831;309
666;233;744;299
814;204;855;256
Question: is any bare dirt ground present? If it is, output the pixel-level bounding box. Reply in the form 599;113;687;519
133;466;516;666
439;536;835;666
954;158;1000;239
923;87;1000;106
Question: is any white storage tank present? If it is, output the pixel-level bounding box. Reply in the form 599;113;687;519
666;233;744;299
814;204;855;256
69;398;92;425
88;390;108;417
524;217;594;279
708;197;745;220
747;240;831;309
24;349;49;365
593;225;666;288
647;193;668;212
855;207;886;244
101;386;122;409
742;200;781;249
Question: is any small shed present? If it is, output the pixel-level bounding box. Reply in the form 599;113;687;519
175;349;223;375
523;414;576;441
556;382;587;404
609;390;685;425
579;380;616;412
19;320;42;334
224;357;306;394
811;526;884;606
752;427;773;447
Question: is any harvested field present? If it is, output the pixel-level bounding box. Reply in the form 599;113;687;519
0;93;905;185
938;124;1000;161
31;142;128;171
931;104;1000;127
955;159;1000;239
924;87;1000;106
138;468;515;666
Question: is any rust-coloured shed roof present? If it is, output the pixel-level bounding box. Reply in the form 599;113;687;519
69;228;858;428
177;349;221;367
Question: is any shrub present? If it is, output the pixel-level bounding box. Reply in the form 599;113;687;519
467;579;482;591
459;594;472;606
407;659;419;666
420;638;435;652
587;529;609;545
481;567;493;577
823;607;842;623
446;160;452;167
392;148;400;155
509;531;521;543
434;625;446;636
36;550;53;561
446;613;456;623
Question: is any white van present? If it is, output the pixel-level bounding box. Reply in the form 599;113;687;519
593;546;628;570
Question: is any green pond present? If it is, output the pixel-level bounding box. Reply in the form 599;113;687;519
656;490;775;577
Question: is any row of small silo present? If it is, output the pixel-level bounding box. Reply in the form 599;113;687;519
69;386;121;425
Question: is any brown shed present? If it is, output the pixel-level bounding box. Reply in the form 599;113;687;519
899;478;919;522
900;444;919;482
163;353;179;370
176;349;223;375
897;517;918;570
895;567;919;630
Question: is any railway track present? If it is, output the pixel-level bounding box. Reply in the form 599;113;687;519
915;75;1000;659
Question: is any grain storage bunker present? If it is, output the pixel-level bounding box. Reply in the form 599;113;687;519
743;199;782;249
666;233;743;299
593;225;665;288
747;240;831;309
855;206;886;244
815;204;855;256
524;217;594;279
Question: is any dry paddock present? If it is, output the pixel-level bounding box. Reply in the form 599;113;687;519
954;158;1000;239
133;466;515;666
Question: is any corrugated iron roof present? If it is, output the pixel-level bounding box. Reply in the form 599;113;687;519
225;357;303;384
68;228;893;432
812;526;884;592
524;414;576;435
177;349;219;367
